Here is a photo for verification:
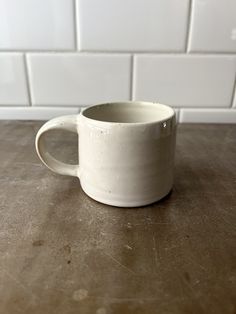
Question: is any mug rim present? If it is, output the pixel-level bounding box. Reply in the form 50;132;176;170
81;101;175;126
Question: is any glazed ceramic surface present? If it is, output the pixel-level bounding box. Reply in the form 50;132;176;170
35;102;176;207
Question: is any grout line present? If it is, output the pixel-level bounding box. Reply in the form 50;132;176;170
185;0;193;53
131;55;136;101
129;55;134;100
1;106;235;110
0;105;30;108
0;49;78;53
178;108;236;111
77;50;186;54
131;55;137;101
174;107;235;110
23;54;32;106
0;50;236;55
185;51;236;55
230;72;236;108
0;106;80;110
73;0;79;50
26;104;87;108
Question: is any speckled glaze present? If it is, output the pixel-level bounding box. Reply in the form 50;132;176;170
36;102;176;207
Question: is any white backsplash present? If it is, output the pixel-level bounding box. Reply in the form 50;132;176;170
0;0;235;122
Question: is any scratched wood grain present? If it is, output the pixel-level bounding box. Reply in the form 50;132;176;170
0;121;235;314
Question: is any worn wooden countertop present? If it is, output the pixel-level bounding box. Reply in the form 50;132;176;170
0;121;236;314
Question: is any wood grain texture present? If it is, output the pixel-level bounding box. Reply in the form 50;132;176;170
0;121;235;314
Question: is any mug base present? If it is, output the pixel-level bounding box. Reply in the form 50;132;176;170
81;185;173;208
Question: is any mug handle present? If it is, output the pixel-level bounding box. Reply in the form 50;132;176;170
35;115;79;177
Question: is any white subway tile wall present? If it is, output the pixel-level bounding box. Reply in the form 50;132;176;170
0;0;75;50
189;0;236;53
77;0;189;52
0;0;235;123
27;54;131;106
180;109;236;124
0;107;79;120
0;54;28;105
133;55;236;107
233;91;236;108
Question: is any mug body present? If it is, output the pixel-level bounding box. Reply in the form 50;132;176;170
78;102;176;207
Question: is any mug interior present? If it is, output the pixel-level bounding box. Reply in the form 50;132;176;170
82;102;174;124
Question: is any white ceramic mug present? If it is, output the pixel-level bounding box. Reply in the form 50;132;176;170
35;101;176;207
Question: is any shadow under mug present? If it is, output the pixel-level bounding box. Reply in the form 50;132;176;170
35;101;176;207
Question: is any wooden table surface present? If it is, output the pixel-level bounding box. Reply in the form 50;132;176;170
0;121;235;314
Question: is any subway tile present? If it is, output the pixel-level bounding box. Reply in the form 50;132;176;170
0;107;79;120
27;54;131;106
233;89;236;108
0;54;28;106
174;108;179;123
179;109;236;123
189;0;236;53
77;0;189;52
133;55;236;107
0;0;75;50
